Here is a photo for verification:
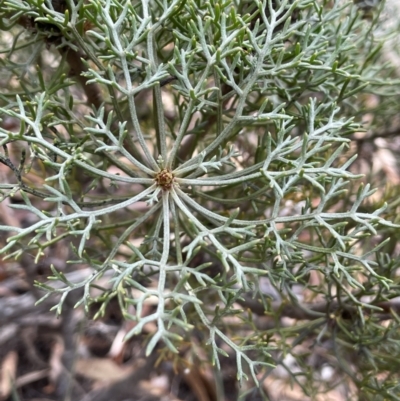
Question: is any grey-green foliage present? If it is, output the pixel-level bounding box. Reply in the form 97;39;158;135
0;0;400;396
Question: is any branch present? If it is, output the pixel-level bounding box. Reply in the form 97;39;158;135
237;294;400;321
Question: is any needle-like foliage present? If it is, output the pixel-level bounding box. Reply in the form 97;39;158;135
0;0;400;397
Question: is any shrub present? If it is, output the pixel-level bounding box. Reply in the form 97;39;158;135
0;0;400;398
